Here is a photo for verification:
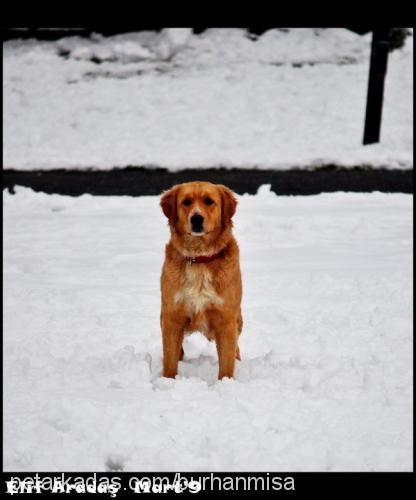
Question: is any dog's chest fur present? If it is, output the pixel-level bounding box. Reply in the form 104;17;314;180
174;264;223;315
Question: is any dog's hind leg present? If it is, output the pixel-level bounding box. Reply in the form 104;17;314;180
236;311;243;360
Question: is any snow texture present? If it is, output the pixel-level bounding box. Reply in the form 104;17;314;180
3;28;413;171
3;186;412;471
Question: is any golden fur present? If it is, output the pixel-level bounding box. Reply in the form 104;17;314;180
160;181;243;379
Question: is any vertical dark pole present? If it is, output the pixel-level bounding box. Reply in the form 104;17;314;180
363;29;390;145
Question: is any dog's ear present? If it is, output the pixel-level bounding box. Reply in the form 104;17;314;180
219;185;237;227
160;185;179;223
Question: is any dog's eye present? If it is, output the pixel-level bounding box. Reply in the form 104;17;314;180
182;199;192;206
204;197;214;206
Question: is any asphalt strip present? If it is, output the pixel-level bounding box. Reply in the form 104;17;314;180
3;166;413;197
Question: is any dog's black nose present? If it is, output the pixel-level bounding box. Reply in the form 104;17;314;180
190;214;204;232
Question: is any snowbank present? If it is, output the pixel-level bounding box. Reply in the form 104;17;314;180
3;28;413;171
3;187;412;471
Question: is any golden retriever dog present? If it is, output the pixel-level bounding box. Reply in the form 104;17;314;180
160;181;243;379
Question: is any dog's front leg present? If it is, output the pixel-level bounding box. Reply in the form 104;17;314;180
161;312;186;378
208;310;238;379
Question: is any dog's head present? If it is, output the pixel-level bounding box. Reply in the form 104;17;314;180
160;181;237;238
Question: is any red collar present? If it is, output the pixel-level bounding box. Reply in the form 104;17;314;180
185;249;224;264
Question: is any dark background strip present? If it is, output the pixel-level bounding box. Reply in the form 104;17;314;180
3;167;413;197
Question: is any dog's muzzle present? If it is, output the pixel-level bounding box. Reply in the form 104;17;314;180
190;214;204;234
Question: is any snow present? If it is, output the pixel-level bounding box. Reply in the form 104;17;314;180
3;186;412;471
3;28;413;171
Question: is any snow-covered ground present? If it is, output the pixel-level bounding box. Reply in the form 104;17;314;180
3;28;413;171
3;186;412;471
